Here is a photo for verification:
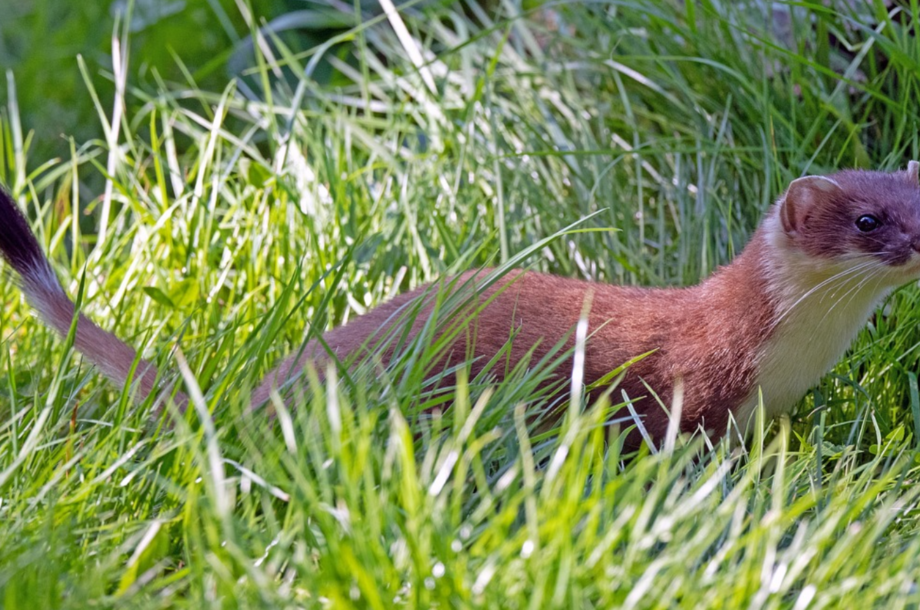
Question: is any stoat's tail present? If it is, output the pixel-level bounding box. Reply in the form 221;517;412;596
0;187;183;409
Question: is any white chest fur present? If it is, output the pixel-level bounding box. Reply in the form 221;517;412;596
733;216;894;431
734;282;886;429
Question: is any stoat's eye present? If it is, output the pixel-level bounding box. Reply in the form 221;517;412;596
855;215;880;232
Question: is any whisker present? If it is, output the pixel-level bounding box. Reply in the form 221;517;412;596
820;261;887;323
773;260;879;327
824;262;880;305
840;264;887;317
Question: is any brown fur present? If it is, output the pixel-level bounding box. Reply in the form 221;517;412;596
789;170;920;264
5;166;920;452
255;235;777;447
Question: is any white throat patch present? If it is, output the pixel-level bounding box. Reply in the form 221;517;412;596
734;214;894;430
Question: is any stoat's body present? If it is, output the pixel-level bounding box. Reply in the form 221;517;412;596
4;165;920;449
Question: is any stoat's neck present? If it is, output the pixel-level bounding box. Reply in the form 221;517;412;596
733;211;893;425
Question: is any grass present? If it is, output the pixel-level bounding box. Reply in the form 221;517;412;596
0;0;298;166
4;0;920;607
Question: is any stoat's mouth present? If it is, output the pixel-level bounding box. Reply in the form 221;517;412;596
891;254;920;278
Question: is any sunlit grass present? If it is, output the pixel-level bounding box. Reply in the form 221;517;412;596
3;0;920;607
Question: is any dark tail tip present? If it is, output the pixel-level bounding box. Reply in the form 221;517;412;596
0;186;47;277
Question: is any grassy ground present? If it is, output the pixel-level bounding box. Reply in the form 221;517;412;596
4;0;920;607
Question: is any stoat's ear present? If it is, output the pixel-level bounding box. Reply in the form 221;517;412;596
907;160;919;185
779;175;843;235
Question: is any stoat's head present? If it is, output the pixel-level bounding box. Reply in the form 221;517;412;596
775;162;920;282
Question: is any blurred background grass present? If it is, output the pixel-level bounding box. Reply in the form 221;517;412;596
1;0;519;164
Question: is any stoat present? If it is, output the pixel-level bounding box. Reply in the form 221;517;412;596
3;164;920;450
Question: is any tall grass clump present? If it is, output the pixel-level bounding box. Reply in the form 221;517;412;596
3;0;920;607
